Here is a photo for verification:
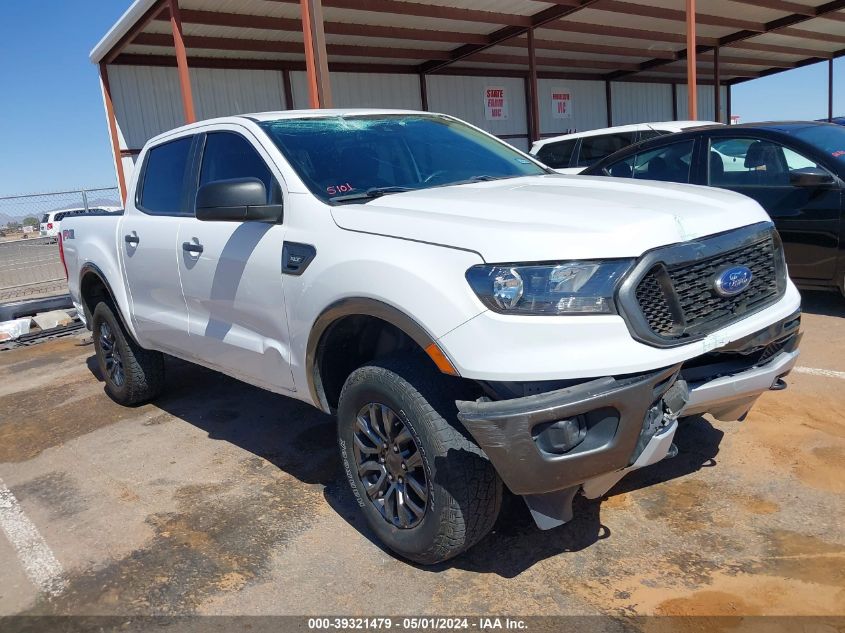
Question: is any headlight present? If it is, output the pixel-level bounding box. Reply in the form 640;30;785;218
466;260;634;315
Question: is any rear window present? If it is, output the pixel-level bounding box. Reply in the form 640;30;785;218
139;137;193;215
40;214;49;223
535;139;577;169
576;133;636;167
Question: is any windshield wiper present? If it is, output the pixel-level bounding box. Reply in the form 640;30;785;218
444;174;510;187
330;186;414;203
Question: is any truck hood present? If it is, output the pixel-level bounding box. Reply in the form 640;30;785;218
329;175;771;262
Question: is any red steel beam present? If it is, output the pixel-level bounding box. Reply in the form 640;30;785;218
99;63;128;204
301;0;332;108
104;0;167;63
168;0;196;123
735;0;816;13
273;0;531;26
611;0;845;81
543;20;717;46
687;0;698;120
419;1;603;75
155;9;491;45
593;0;765;31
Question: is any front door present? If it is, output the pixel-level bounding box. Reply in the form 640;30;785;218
707;136;841;282
177;129;295;392
120;135;194;354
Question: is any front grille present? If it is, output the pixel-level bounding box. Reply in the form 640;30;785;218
633;233;781;342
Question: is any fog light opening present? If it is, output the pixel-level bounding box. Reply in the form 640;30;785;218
534;416;587;455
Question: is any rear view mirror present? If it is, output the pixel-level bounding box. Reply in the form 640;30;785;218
789;168;835;188
196;177;283;222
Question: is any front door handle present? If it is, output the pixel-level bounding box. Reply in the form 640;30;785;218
182;241;203;254
124;233;139;245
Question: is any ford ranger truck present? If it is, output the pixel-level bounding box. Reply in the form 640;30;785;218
60;110;801;565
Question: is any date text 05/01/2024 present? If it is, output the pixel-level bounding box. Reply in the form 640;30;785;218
307;617;528;630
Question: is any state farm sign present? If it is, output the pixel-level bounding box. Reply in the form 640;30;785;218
484;86;508;120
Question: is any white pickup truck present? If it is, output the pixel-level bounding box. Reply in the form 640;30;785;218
61;109;801;564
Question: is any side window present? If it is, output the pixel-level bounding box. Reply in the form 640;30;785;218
535;139;577;169
576;133;636;167
708;138;826;187
632;140;695;183
199;132;278;204
140;137;193;215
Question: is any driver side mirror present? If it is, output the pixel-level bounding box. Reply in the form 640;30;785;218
789;167;835;188
196;177;283;223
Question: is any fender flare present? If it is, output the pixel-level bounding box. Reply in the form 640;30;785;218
78;263;132;334
305;298;439;413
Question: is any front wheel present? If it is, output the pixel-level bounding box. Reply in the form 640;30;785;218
337;358;502;565
92;301;165;406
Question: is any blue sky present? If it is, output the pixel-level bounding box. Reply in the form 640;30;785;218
0;1;841;197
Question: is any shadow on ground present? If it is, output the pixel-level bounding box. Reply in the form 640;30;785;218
799;289;845;318
86;355;723;578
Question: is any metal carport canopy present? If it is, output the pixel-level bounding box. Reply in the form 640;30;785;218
91;0;844;200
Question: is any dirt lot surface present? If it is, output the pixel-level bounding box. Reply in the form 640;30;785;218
0;292;843;628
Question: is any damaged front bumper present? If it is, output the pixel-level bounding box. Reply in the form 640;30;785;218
455;312;801;530
457;365;687;530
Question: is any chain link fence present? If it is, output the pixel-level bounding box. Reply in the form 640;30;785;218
0;187;121;304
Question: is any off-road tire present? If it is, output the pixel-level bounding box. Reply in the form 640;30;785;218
337;356;502;565
92;301;165;406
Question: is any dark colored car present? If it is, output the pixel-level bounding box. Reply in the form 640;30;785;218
583;121;845;296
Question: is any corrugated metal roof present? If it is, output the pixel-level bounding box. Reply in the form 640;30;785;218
93;0;845;90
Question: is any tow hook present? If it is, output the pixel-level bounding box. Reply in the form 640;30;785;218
770;377;788;391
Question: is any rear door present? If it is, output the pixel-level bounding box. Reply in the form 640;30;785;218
120;135;194;354
706;135;841;281
176;127;295;392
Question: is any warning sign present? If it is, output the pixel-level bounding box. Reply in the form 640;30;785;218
484;86;508;120
551;88;573;119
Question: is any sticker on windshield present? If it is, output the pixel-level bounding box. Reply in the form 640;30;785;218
832;150;845;158
516;158;531;164
327;183;354;195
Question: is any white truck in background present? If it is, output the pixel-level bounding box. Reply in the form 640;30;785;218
60;110;801;564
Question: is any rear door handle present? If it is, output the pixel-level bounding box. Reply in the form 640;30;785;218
182;241;203;254
124;233;139;245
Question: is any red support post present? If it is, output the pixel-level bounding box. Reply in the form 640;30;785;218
99;63;128;205
169;0;196;123
687;0;698;120
301;0;332;108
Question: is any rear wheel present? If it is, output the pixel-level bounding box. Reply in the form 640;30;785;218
337;357;502;564
92;301;165;405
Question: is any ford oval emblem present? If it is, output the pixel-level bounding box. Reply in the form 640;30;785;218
714;266;753;297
